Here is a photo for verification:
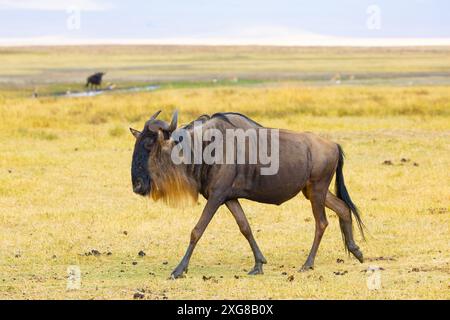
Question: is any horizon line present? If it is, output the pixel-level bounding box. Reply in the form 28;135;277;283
2;37;450;47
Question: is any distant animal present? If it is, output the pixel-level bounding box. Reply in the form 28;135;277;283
85;72;105;90
130;111;365;279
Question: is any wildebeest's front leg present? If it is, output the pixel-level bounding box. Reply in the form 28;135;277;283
170;197;223;279
226;200;267;275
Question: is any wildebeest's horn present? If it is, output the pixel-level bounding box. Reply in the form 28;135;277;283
168;110;178;132
150;110;162;120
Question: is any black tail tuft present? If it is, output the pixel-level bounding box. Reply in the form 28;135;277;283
335;144;365;240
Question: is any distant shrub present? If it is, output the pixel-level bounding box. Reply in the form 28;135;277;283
16;128;58;140
109;125;125;137
89;113;108;124
37;132;58;141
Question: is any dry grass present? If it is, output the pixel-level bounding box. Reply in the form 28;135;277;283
0;83;449;300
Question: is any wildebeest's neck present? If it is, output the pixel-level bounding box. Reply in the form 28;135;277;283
176;113;263;199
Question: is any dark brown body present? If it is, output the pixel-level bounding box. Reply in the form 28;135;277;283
200;128;332;206
130;112;365;278
85;72;105;90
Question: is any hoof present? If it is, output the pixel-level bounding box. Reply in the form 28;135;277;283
169;272;186;280
350;248;364;263
299;264;314;273
170;266;187;279
248;263;264;275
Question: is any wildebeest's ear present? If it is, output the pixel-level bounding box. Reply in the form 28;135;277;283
168;110;178;132
129;127;141;139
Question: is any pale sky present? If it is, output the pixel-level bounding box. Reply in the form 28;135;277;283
0;0;449;45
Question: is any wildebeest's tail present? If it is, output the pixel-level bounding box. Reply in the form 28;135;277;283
335;144;365;240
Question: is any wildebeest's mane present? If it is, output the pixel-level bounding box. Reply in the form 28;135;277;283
179;112;262;131
180;114;211;130
211;112;263;128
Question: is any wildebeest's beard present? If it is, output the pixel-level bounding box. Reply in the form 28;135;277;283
148;140;199;207
131;136;153;196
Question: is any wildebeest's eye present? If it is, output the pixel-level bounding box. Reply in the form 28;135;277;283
143;137;154;150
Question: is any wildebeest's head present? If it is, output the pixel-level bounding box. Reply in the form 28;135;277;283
129;110;178;196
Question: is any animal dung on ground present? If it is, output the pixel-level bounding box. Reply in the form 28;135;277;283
138;250;146;257
133;292;145;299
85;249;101;257
382;159;419;167
202;275;218;283
91;250;101;256
366;256;396;262
362;266;385;273
427;207;448;215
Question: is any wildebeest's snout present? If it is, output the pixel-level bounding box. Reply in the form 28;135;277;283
133;178;147;195
132;176;150;196
131;136;152;196
133;177;144;194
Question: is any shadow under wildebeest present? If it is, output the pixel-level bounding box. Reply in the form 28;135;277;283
129;111;365;279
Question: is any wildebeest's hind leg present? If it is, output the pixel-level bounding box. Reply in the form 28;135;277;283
300;182;329;272
226;200;267;275
325;191;364;263
170;197;223;279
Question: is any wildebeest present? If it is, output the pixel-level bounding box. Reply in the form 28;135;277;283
130;111;365;279
85;72;105;90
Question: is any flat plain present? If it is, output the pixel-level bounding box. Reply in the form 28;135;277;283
0;46;449;299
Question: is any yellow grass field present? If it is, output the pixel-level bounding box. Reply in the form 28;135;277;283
0;47;449;300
